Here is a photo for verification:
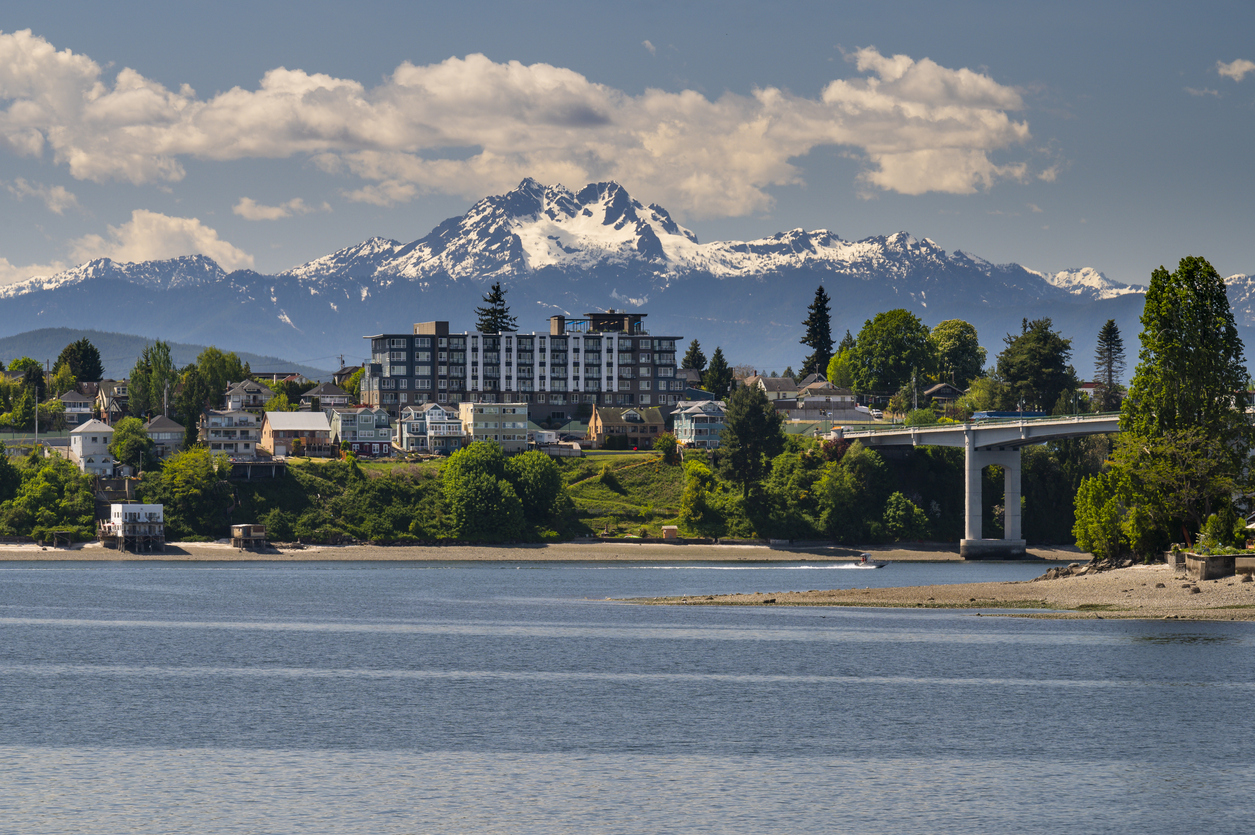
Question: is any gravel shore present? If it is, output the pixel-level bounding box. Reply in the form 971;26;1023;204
636;563;1255;621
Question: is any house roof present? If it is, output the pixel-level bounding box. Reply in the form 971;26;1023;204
756;376;799;392
673;400;726;416
226;379;273;395
594;406;666;428
797;373;826;388
924;382;965;398
264;411;331;432
301;381;350;399
144;415;185;432
60;391;93;403
71;418;114;434
799;381;851;396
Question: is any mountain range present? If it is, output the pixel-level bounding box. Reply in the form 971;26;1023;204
1;178;1248;376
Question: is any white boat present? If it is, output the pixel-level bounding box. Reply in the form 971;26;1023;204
851;554;887;569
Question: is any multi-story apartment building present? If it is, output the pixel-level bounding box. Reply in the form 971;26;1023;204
361;311;682;423
198;410;261;460
457;402;529;454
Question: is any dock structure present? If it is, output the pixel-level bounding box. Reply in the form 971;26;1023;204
98;503;165;553
230;523;268;550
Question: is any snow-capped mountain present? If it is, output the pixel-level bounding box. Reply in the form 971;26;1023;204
0;179;1179;370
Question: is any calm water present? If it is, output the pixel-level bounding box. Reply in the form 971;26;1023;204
1;558;1251;834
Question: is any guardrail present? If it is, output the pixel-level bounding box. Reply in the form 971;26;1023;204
838;412;1122;436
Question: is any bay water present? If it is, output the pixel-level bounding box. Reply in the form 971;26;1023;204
1;558;1251;834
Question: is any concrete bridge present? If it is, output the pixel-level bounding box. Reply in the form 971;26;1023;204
834;414;1120;558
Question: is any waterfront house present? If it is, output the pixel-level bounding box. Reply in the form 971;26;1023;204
457;401;529;453
68;418;116;475
330;406;394;457
260;411;333;457
396;403;466;454
199;410;261;460
143;415;185;460
672;400;727;449
588;405;666;448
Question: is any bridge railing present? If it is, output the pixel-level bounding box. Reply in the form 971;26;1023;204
837;412;1122;436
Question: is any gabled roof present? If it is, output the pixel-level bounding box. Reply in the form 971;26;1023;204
71;418;114;434
226;379;272;395
799;381;853;397
924;382;965;398
60;390;93;403
756;376;799;392
594;406;666;427
797;373;826;388
144;415;185;432
264;411;332;432
673;400;726;416
301;381;350;399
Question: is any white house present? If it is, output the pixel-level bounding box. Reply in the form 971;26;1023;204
68;418;116;475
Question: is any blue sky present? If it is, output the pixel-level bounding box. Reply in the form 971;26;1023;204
1;0;1252;287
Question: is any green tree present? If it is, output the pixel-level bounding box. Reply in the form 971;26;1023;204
799;285;834;378
196;347;249;404
109;416;156;471
139;447;232;539
129;341;177;417
0;453;95;541
996;318;1077;412
826;349;856;389
346;368;364;401
441;442;525;539
681;340;707;372
504;450;566;526
850;309;933;394
928;319;986;388
174;364;212;448
652;432;679;465
265;393;297;412
1093;319;1125;411
816;441;890;543
9;389;34;431
47;363;77;398
883;492;930;541
54;338;103;382
718;384;784;498
1072;469;1130;561
474;280;517;333
703;347;734;399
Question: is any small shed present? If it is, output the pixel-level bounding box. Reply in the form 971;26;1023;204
231;523;268;549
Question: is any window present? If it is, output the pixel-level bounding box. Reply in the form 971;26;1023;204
640;395;651;404
390;339;408;349
416;379;432;390
639;381;651;391
415;351;431;361
415;337;432;347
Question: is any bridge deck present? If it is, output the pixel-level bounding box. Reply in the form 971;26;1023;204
836;413;1120;450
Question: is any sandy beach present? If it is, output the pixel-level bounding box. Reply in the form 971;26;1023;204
0;540;1083;562
636;563;1255;621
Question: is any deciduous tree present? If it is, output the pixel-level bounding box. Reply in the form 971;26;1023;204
850;309;933;394
928;319;986;388
109;416;155;471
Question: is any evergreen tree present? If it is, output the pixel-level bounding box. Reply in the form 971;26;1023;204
718;383;785;499
838;330;856;352
1093;319;1126;411
996;318;1076;412
681;340;707;372
800;285;834;378
54;338;103;383
703;347;734;398
474;281;517;333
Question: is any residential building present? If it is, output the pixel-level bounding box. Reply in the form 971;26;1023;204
59;390;94;427
199;410;261;459
252;371;311;386
330;406;393;457
745;374;799;401
361;311;683;423
588;405;666;448
773;382;865;422
143;415;185;459
96;379;128;424
924;382;965;405
458;402;529;453
672;400;727;449
332;364;361;389
395;403;465;454
299;381;353;413
68;418;116;475
261;411;333;457
224;380;274;412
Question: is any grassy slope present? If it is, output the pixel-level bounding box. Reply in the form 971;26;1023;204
562;453;686;536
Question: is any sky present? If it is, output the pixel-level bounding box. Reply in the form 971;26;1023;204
0;0;1252;289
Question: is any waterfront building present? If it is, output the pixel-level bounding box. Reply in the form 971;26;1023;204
330;406;393;457
260;411;333;457
458;401;529;453
395;403;466;454
68;418;116;475
361;311;682;423
672;400;727;449
198;410;260;460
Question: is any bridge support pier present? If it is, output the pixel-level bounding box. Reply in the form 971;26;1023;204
961;433;1027;559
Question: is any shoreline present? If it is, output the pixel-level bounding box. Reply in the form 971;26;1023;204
631;564;1255;621
0;540;1085;563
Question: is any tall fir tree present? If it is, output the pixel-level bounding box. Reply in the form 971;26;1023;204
799;285;834;378
1093;319;1126;411
718;383;785;499
54;338;104;383
474;281;517;333
703;347;734;398
681;339;707;372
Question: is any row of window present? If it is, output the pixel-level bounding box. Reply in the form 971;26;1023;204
378;335;678;352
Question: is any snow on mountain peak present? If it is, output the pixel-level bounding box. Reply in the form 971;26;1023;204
1039;267;1141;300
0;254;227;299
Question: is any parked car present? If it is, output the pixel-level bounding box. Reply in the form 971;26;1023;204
870;409;883;419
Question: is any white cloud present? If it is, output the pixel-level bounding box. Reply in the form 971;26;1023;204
0;30;1037;216
1218;58;1255;81
4;177;79;213
70;209;254;270
0;255;67;286
642;40;656;55
1027;202;1042;213
1185;87;1220;97
233;196;329;220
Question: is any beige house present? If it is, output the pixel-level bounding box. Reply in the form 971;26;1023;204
458;402;529;453
199;410;261;459
588;406;666;448
144;415;185;459
261;411;333;457
745;375;800;401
